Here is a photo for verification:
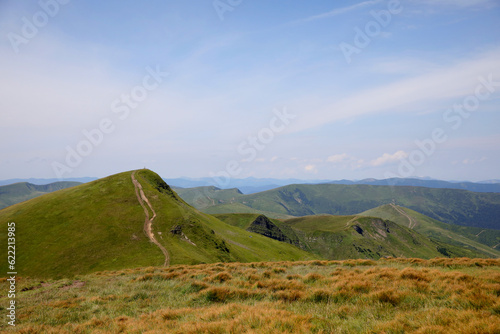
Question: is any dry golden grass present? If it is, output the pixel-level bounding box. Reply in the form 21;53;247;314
2;258;499;333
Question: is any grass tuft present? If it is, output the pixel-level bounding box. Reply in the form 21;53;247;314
4;257;499;333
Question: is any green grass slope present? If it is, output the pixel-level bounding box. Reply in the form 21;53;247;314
0;170;315;279
360;204;500;258
287;215;482;260
174;186;243;210
0;181;81;209
198;184;500;229
215;213;477;260
204;202;294;219
214;213;309;251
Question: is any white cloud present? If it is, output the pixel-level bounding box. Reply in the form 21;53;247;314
327;153;350;164
370;151;408;167
304;164;318;173
462;157;487;165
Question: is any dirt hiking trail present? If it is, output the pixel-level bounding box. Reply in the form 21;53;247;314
131;171;170;266
390;204;417;229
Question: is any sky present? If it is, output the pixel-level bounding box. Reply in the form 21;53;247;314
1;0;499;182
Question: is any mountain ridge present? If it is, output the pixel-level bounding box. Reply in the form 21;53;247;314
215;213;489;260
0;181;81;210
0;169;314;278
360;204;500;258
179;183;500;230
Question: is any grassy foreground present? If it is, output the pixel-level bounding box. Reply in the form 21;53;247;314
1;258;499;333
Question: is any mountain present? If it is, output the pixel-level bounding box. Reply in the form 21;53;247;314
360;204;500;258
173;186;243;210
215;213;486;260
329;178;500;193
174;186;293;219
0;181;81;210
245;215;299;247
479;179;500;184
0;170;314;279
165;177;330;194
3;175;497;196
0;177;96;186
181;184;500;230
165;177;500;194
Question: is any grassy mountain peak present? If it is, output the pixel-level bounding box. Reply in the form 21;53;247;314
0;169;314;278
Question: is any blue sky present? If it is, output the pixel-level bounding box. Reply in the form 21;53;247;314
1;0;499;181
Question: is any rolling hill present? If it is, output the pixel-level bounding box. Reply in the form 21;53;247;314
214;213;487;260
0;181;81;210
360;204;500;258
0;170;314;279
0;177;96;186
173;186;243;210
187;184;500;229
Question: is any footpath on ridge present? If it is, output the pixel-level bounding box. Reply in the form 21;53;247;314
390;203;417;229
131;171;170;266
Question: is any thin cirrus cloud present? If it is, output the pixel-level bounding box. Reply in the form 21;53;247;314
293;0;382;24
414;0;496;8
286;48;500;134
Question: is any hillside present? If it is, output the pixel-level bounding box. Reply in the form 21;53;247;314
204;202;294;219
0;177;96;186
215;213;484;260
188;184;500;229
360;205;500;258
214;214;305;249
173;186;243;210
5;258;498;333
0;181;81;210
0;170;315;279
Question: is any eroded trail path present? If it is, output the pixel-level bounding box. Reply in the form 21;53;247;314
390;203;417;229
131;171;170;266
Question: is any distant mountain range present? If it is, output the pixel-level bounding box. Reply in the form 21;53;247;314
1;176;499;193
168;177;500;194
0;181;82;210
175;184;500;230
0;177;96;186
327;178;500;193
